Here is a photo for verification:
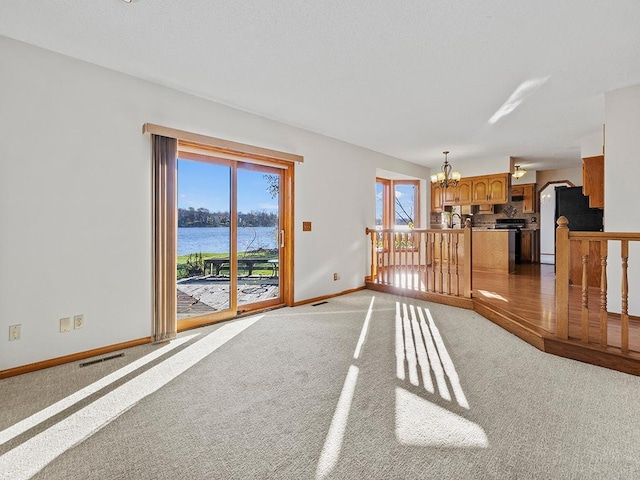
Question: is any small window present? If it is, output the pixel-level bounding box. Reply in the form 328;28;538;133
375;178;420;229
393;180;419;228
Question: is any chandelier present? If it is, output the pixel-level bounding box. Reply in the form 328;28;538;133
512;165;527;179
430;151;461;188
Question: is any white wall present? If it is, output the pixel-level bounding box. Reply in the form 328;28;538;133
451;156;511;178
581;132;604;158
536;166;582;191
0;36;429;370
604;84;640;314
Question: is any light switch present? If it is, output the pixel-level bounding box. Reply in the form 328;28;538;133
303;221;312;232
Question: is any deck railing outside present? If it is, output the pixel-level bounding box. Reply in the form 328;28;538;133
365;220;472;298
556;215;640;354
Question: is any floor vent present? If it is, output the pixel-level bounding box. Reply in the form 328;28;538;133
80;353;124;368
312;301;329;307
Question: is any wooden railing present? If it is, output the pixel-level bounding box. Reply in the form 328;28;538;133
365;220;472;298
556;216;640;354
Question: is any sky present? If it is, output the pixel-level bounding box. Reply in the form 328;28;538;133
177;158;279;213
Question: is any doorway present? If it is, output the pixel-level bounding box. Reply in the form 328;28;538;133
175;150;290;329
538;181;573;264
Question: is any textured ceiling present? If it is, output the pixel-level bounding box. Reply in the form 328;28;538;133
2;0;640;170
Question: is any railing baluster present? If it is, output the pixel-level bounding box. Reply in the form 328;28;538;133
384;231;390;285
621;240;629;354
464;219;472;298
430;232;436;293
454;232;460;296
417;231;423;290
446;233;452;294
438;233;444;294
581;240;590;343
599;240;608;347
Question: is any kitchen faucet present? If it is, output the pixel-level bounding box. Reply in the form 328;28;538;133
451;213;462;228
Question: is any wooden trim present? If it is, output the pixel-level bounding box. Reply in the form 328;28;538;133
365;282;474;310
283;163;295;306
143;123;303;164
0;337;152;379
473;301;546;351
376;178;391;229
569;232;640;241
292;286;366;307
391;179;420;228
544;337;640;376
537;179;575;193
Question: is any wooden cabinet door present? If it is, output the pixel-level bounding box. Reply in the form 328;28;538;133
443;185;458;205
520;231;532;262
457;179;472;205
472;179;489;204
582;155;604;209
431;185;444;212
487;174;508;203
522;184;535;213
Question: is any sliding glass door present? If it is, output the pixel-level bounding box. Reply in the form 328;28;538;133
236;164;282;312
176;153;285;327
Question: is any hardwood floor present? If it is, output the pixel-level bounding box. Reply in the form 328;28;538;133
367;263;640;375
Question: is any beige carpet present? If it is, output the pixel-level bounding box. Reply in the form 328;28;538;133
1;290;639;479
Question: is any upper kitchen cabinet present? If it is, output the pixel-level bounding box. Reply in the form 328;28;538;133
457;179;473;205
431;185;444;212
472;173;509;205
582;155;604;209
443;178;473;206
512;183;536;213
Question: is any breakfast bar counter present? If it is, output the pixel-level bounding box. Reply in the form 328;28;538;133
471;229;515;274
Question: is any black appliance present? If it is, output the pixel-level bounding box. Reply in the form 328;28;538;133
494;218;526;264
555;186;603;232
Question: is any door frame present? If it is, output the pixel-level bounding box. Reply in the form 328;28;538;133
175;149;295;330
146;123;299;333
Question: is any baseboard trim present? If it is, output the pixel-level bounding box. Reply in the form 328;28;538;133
0;337;152;379
293;286;366;307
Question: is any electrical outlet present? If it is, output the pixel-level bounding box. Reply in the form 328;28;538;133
74;314;84;329
9;324;21;341
60;317;71;333
333;272;339;281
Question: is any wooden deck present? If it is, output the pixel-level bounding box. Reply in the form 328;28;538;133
367;263;640;375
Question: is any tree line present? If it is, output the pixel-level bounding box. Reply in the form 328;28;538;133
178;207;278;228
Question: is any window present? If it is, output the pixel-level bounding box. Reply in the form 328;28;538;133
393;181;419;228
376;178;420;229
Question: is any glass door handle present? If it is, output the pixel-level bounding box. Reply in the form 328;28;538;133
280;230;285;248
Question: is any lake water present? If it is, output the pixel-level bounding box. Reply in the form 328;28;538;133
178;227;278;256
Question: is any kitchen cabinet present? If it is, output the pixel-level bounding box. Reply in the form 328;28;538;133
443;185;457;204
443;179;473;206
522;184;536;213
431;185;444;212
472;230;515;273
476;204;494;214
457;179;473;205
582;155;604;209
520;230;539;263
512;183;536;213
472;173;509;205
434;173;509;210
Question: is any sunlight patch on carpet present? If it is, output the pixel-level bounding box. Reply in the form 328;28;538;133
0;333;198;447
315;365;359;480
395;387;488;448
0;315;263;480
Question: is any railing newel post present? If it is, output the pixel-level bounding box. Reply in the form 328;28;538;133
556;216;570;339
